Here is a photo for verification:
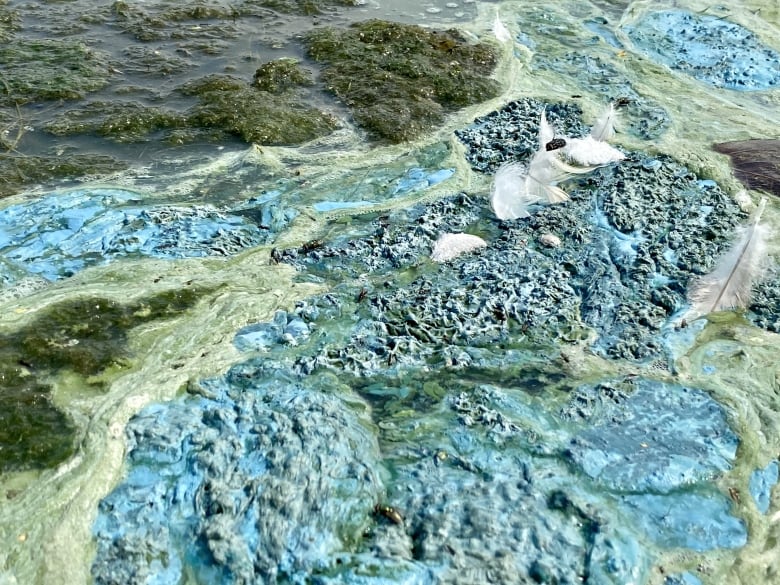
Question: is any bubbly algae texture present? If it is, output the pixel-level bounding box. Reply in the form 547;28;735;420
2;1;780;584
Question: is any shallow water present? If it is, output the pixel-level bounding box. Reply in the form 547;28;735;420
1;1;780;584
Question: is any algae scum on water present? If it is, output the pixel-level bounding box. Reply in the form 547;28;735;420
3;1;780;585
0;287;208;473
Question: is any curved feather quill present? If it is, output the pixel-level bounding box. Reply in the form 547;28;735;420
687;197;769;318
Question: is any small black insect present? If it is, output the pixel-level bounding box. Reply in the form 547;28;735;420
269;248;282;264
545;138;567;151
614;96;632;108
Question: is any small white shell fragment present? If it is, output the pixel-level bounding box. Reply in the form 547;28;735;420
431;233;487;262
539;233;561;248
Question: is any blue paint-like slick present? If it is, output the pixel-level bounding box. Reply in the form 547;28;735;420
92;366;383;585
625;10;780;90
749;460;779;514
0;188;294;285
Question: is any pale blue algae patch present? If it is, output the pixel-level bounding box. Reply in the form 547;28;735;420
311;167;454;213
625;10;780;90
0;188;293;284
749;460;779;514
92;366;382;585
564;380;738;494
233;309;311;351
664;571;703;585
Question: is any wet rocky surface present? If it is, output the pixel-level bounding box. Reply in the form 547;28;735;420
0;1;498;197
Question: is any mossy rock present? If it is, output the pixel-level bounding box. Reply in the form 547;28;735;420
0;287;209;472
0;39;112;105
253;58;313;94
11;288;207;375
44;101;186;142
41;73;338;147
305;20;500;142
0;154;127;199
184;74;338;145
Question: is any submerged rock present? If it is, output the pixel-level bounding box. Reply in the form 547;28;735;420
0;288;208;473
0;38;111;105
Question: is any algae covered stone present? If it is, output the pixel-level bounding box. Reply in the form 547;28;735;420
184;72;339;145
252;58;313;93
0;154;126;200
305;20;500;142
45;67;338;147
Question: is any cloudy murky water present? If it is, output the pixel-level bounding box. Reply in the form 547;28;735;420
1;1;780;584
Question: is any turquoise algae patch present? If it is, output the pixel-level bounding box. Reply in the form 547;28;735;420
749;460;779;514
624;10;780;90
311;167;454;212
0;188;294;285
91;366;382;585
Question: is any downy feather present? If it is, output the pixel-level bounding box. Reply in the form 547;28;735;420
563;136;625;166
538;110;555;149
687;197;769;318
491;162;538;219
492;11;512;43
590;103;618;142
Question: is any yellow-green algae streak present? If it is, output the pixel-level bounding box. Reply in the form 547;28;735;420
0;1;779;584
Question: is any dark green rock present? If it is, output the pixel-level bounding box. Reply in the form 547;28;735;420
183;74;338;145
44;101;186;142
305;20;500;142
0;364;75;473
0;0;20;43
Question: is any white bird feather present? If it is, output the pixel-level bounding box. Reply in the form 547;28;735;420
492;12;512;44
491;162;537;220
491;111;599;219
687;197;770;318
590;102;618;142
